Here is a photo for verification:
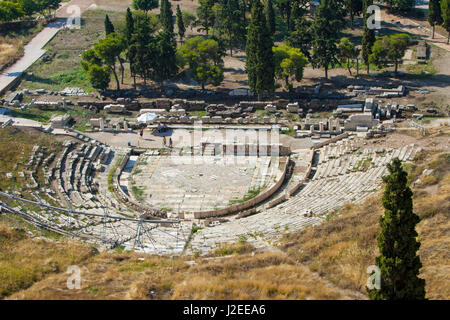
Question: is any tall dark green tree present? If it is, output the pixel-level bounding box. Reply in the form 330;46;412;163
428;0;443;39
132;0;158;13
286;6;313;62
104;14;115;35
151;30;179;85
160;0;174;33
214;0;246;56
176;4;186;41
367;158;426;300
196;0;216;35
246;0;275;99
311;0;344;79
362;0;376;74
129;13;157;85
265;0;276;35
275;0;293;31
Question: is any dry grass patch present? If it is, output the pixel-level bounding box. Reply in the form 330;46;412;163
171;252;344;300
0;224;96;298
0;22;44;71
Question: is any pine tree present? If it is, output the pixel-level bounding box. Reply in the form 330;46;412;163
160;0;174;33
129;13;157;85
265;0;276;35
311;0;343;79
132;0;158;13
428;0;443;39
286;6;313;62
442;0;450;44
368;158;426;300
362;0;375;74
104;14;115;35
196;0;215;35
176;4;186;41
215;0;246;56
151;30;178;85
246;0;274;100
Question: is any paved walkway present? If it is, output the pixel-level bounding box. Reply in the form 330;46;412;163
0;0;94;97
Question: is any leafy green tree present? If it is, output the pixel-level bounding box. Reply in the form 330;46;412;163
132;0;158;13
0;1;24;22
35;0;61;15
17;0;38;17
87;64;111;91
160;0;174;33
265;0;276;35
246;0;275;99
367;158;426;300
182;10;196;30
428;0;443;39
272;44;307;90
442;0;450;44
176;4;186;41
179;36;225;89
81;49;110;90
104;14;115;35
196;0;215;34
338;37;356;75
93;33;126;90
369;33;410;75
311;0;343;79
362;0;376;74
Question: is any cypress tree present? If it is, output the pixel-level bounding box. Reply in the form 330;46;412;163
311;0;343;79
246;0;274;100
428;0;443;39
442;0;450;44
104;14;115;35
265;0;276;36
368;158;426;300
176;4;186;41
160;0;174;33
362;0;375;74
125;8;137;88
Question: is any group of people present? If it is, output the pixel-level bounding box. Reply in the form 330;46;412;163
138;124;172;148
163;136;173;148
156;123;169;133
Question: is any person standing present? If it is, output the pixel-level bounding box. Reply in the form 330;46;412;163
163;136;167;147
169;137;173;148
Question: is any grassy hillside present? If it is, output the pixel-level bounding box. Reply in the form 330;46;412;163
0;128;448;300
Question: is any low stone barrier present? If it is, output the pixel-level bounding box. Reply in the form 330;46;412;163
311;132;349;150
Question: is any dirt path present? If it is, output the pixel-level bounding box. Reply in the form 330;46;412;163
382;7;450;52
0;0;94;97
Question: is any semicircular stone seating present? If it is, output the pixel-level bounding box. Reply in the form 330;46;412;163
188;137;420;254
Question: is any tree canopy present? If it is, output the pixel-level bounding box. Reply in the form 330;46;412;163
179;36;225;89
369;33;410;75
273;44;307;90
